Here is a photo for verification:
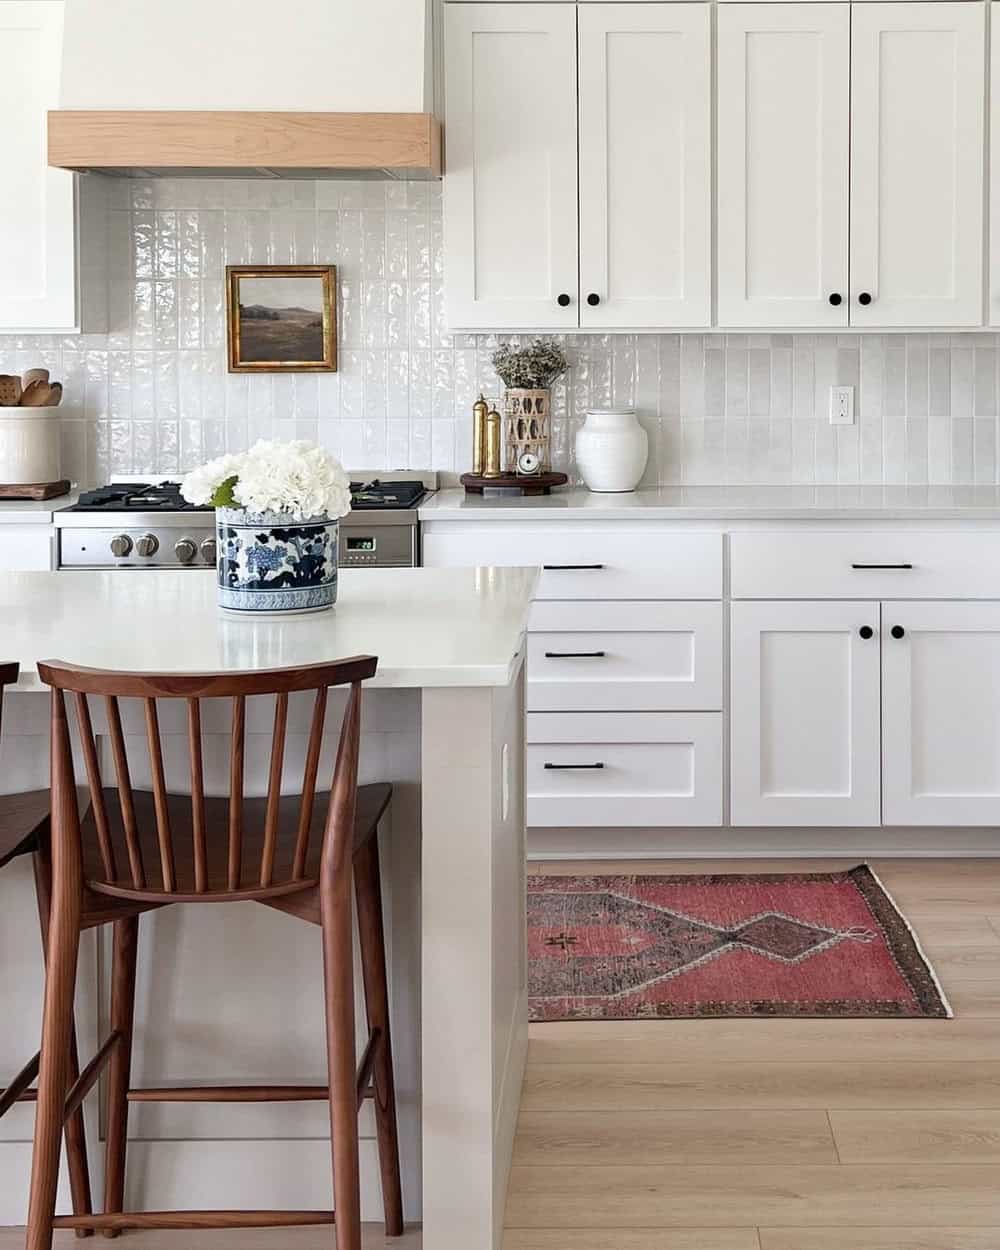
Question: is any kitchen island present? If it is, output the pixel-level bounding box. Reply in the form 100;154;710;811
0;566;537;1250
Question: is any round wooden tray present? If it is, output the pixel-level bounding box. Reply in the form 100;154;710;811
460;471;568;497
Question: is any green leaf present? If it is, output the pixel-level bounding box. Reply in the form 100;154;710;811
210;475;239;509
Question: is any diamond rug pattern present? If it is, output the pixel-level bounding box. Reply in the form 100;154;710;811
527;865;951;1020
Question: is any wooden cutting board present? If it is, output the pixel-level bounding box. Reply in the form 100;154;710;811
0;479;71;500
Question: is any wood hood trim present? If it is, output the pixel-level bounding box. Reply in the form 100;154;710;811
48;111;442;176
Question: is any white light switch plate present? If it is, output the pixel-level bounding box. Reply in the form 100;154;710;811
829;386;855;425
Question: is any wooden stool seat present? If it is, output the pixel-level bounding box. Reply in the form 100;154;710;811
79;782;393;903
0;790;49;868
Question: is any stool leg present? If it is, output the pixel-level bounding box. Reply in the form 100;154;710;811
33;848;93;1238
321;874;361;1250
354;833;404;1236
102;916;139;1239
26;873;82;1250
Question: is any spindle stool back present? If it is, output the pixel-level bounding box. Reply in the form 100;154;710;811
24;656;402;1250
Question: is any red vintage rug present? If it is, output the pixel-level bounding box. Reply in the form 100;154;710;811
528;865;951;1021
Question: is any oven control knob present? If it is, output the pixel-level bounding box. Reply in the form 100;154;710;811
109;534;133;558
174;537;198;564
135;533;159;558
200;537;217;565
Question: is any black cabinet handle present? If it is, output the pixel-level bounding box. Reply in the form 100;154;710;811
858;292;873;306
544;762;605;770
557;293;571;307
544;650;606;659
543;563;605;571
859;625;874;640
586;293;601;307
851;562;913;570
829;293;843;306
891;625;906;640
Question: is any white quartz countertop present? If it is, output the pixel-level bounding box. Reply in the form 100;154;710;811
5;567;537;691
0;491;78;523
419;485;1000;521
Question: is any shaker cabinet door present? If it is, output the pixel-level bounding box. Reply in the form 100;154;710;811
850;2;984;328
577;3;710;328
731;602;881;827
0;1;78;331
882;603;1000;826
717;3;850;328
443;3;579;330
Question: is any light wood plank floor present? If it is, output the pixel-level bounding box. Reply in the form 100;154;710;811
508;857;1000;1250
3;859;997;1250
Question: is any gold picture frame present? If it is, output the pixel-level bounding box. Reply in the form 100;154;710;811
226;264;337;373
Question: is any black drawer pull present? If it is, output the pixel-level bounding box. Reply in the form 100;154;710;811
544;762;605;770
851;562;913;570
544;650;606;659
543;563;605;571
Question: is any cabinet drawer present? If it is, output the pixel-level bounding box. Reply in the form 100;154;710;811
731;532;1000;600
422;528;722;599
527;602;722;711
526;712;722;827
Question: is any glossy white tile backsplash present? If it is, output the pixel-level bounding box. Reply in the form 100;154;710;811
1;174;998;487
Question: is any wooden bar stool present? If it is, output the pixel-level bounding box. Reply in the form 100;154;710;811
25;657;403;1250
0;662;93;1237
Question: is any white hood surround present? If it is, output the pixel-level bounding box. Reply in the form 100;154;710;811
50;0;439;177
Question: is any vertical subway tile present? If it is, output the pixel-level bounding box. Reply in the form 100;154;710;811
974;344;997;416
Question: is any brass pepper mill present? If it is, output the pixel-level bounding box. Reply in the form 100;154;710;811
471;393;489;475
483;401;503;477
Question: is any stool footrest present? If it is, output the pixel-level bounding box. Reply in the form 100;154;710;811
127;1085;328;1102
53;1211;335;1231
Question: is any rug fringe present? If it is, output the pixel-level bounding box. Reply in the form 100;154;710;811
862;862;954;1019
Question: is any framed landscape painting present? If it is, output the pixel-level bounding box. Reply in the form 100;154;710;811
226;265;337;372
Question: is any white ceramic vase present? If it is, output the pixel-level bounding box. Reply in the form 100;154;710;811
575;408;648;493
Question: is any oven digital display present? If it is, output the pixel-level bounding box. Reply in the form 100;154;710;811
346;536;376;552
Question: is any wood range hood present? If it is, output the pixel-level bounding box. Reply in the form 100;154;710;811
48;110;442;179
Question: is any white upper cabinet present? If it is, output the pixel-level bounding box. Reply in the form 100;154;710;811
443;4;579;329
717;4;850;328
444;2;711;330
0;1;79;331
577;4;710;328
851;3;984;328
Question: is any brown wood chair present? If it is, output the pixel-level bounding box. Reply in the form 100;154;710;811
24;657;403;1250
0;662;93;1238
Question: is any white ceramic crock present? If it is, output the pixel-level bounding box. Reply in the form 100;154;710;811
574;408;649;493
0;406;61;484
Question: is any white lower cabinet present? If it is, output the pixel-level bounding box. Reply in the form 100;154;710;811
882;602;1000;826
730;601;881;827
0;524;54;570
527;601;722;712
527;712;723;827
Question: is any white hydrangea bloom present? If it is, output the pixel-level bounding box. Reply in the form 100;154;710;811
181;441;352;521
179;453;242;506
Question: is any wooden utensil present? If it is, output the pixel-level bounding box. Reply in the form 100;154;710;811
0;375;23;406
22;368;49;388
18;380;53;407
46;382;63;406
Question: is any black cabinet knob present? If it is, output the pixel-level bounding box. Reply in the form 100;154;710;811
859;625;874;639
891;625;905;639
858;292;873;306
829;293;843;306
557;293;571;307
587;293;601;307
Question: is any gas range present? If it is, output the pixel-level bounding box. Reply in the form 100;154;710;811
54;474;435;569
